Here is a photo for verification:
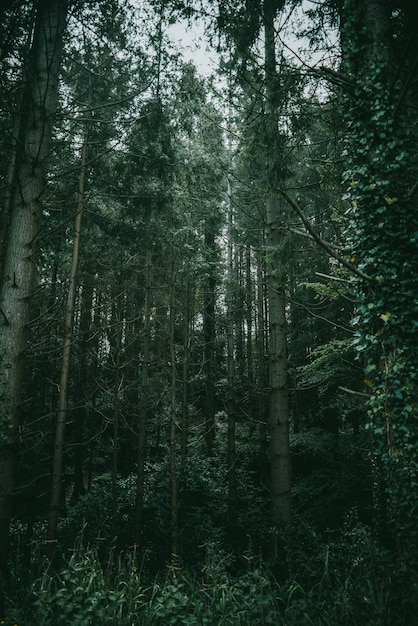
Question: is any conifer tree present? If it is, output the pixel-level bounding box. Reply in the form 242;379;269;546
0;0;68;596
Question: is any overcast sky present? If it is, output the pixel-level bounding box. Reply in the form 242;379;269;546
167;18;218;76
166;3;339;78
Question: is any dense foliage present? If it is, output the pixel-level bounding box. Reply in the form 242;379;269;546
0;0;417;623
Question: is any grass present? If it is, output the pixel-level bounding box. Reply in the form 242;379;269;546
3;532;408;626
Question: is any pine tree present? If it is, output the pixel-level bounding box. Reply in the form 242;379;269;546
0;0;68;597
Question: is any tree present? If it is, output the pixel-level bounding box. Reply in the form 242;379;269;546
226;160;238;543
263;0;292;533
46;112;89;562
134;252;151;552
197;0;294;535
202;212;218;456
169;257;180;561
0;0;68;598
339;0;418;597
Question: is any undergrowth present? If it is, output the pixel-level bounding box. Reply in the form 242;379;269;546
3;525;407;626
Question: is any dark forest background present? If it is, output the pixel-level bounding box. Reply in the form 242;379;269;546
0;0;417;623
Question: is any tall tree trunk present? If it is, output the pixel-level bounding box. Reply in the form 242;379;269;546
264;0;291;533
256;246;269;484
134;251;151;552
178;264;191;560
181;268;190;474
234;247;245;384
0;5;36;281
227;176;238;543
72;279;94;501
46;124;88;562
203;218;216;456
0;0;68;592
245;244;254;390
87;282;102;491
110;291;123;540
169;260;179;561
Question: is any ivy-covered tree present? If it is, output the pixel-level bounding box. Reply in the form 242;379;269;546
339;0;418;606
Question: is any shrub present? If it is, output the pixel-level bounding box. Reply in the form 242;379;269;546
31;547;145;626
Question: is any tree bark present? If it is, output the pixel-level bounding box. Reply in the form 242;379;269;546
0;0;68;591
203;217;216;456
72;279;94;501
264;0;291;531
245;244;254;389
0;5;36;281
169;259;179;561
256;246;269;484
110;291;123;540
134;251;151;552
181;268;190;474
227;176;238;544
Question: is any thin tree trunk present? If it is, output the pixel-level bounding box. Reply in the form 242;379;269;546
256;246;269;483
203;219;216;456
86;281;102;491
134;251;151;551
245;244;254;388
0;0;68;588
110;293;123;540
227;177;238;543
264;0;291;532
181;269;190;474
169;260;179;561
178;264;191;560
234;247;245;382
72;280;94;501
46;124;88;562
86;283;102;490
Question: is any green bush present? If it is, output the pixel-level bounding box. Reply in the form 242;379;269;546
31;548;145;626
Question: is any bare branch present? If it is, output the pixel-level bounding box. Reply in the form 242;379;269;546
315;271;351;284
279;188;374;282
338;386;370;398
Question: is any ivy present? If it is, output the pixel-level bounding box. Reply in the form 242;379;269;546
341;0;418;570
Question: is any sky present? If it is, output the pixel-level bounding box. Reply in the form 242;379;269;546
166;2;339;78
167;18;217;77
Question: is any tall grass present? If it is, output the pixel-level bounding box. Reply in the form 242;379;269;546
3;533;403;626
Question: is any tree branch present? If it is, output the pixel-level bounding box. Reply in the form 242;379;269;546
408;179;418;198
338;386;370;398
279;188;374;282
287;226;343;250
313;66;355;91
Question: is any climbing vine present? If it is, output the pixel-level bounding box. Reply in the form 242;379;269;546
341;0;418;564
